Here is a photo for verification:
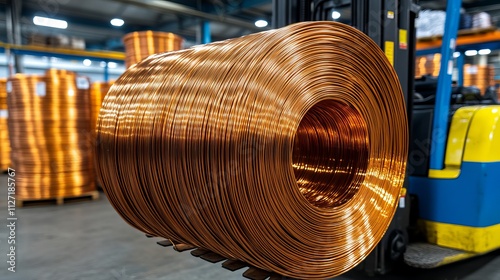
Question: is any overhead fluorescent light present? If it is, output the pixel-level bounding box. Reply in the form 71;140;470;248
464;50;478;56
255;19;268;28
110;18;124;27
478;49;491;55
33;16;67;29
108;62;117;69
332;11;341;20
453;52;460;58
83;59;92;66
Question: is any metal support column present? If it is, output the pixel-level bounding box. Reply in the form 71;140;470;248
273;0;312;28
104;61;109;82
457;52;465;86
6;0;23;74
201;21;211;44
429;0;461;170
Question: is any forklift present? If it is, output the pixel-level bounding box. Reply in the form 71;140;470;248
272;0;500;275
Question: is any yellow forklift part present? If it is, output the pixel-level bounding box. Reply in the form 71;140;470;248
420;220;500;253
428;106;482;179
463;105;500;162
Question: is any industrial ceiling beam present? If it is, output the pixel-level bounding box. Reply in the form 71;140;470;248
111;0;266;31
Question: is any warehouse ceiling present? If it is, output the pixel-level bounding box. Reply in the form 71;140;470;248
0;0;499;50
0;0;272;49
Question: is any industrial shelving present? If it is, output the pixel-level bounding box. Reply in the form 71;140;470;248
0;42;125;81
416;27;500;55
416;27;500;86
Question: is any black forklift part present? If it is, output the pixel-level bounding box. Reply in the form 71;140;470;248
149;234;289;280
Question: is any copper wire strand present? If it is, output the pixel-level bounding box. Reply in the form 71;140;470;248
96;21;408;279
8;69;95;199
123;31;183;68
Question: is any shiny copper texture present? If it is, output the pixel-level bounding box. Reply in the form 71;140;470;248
8;69;95;200
97;22;408;279
123;31;183;68
0;78;9;170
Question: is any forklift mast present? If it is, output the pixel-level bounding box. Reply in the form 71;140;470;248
272;0;419;275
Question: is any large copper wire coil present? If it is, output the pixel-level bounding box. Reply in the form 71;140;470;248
97;22;408;279
0;78;9;170
8;70;95;200
123;30;183;68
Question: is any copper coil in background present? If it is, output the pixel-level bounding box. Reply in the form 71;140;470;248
97;22;408;279
464;64;495;94
0;78;10;170
90;81;113;133
415;53;441;77
8;70;95;200
496;80;500;100
123;31;183;68
90;81;113;187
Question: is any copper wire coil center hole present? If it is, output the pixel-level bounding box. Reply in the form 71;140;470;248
293;100;369;208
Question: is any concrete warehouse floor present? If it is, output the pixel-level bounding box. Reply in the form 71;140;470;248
0;173;499;280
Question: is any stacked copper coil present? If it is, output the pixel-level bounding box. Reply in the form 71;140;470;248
464;64;496;94
415;53;441;77
97;22;408;279
90;81;113;133
497;80;500;100
0;78;10;170
8;69;95;200
123;31;183;68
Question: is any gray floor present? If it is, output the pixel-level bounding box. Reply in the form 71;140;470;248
0;173;499;280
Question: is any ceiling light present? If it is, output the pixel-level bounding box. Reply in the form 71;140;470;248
100;61;107;68
465;50;478;56
110;18;124;27
108;62;117;69
255;20;268;28
478;49;491;55
33;16;67;29
332;11;341;20
453;52;460;58
83;59;91;66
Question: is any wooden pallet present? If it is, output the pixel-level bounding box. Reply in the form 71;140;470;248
150;235;285;280
16;191;99;207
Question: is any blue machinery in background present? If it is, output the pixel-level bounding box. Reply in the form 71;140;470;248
201;21;212;44
429;0;461;171
408;0;500;268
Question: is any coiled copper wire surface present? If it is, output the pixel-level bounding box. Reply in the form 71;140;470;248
8;69;95;200
0;78;10;170
97;22;408;279
123;31;183;68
